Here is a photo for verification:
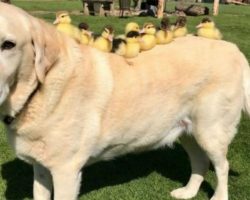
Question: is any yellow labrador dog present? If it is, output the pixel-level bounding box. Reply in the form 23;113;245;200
0;3;249;200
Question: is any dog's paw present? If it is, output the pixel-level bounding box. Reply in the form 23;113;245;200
210;195;228;200
170;187;197;199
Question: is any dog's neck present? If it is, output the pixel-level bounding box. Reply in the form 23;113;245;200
0;71;39;125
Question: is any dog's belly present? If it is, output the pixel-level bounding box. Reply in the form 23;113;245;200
87;82;194;164
88;116;191;165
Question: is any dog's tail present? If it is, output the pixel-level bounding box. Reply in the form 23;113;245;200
242;53;250;115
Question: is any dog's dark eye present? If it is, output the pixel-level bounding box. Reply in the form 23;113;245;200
1;41;16;50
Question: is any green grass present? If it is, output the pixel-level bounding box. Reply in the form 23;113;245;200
1;0;250;199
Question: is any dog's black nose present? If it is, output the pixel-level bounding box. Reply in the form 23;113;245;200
3;115;14;125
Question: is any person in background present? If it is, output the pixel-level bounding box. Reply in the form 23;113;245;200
138;0;158;17
133;0;142;11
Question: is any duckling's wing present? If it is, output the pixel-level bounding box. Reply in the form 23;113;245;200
111;38;126;53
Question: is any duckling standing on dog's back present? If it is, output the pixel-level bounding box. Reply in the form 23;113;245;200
112;31;141;58
90;25;114;52
111;38;127;56
125;31;141;58
140;22;157;51
78;22;92;45
196;17;222;40
125;22;140;34
172;16;188;38
156;17;173;45
53;11;81;42
116;22;140;39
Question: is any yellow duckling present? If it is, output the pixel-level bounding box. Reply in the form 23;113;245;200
112;31;141;58
111;38;127;56
156;17;174;45
125;31;141;58
140;23;157;51
116;22;140;39
78;22;92;45
53;11;81;42
90;25;114;52
125;22;140;34
196;17;223;40
172;16;188;38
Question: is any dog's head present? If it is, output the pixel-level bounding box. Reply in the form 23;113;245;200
0;3;59;111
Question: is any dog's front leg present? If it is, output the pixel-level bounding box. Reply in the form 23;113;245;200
33;163;52;200
51;164;82;200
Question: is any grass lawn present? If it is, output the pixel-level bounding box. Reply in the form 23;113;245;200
1;0;250;199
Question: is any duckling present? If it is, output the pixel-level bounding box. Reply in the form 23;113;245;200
125;22;140;34
112;31;141;58
196;17;222;40
140;23;157;51
111;38;127;56
90;25;114;52
156;17;174;45
125;31;141;58
116;22;140;39
53;11;81;42
78;22;92;45
172;16;188;38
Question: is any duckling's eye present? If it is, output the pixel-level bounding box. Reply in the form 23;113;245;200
1;40;16;51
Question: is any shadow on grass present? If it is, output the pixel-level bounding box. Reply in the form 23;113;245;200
1;144;239;199
80;144;216;198
1;159;33;199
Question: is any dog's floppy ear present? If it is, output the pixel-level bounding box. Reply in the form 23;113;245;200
30;18;59;83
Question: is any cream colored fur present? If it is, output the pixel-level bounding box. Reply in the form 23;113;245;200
0;3;249;200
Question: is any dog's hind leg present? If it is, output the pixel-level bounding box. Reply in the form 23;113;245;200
189;90;242;200
33;163;53;200
170;134;209;199
193;125;231;200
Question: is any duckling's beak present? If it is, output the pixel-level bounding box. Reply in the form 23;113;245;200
108;35;113;42
86;31;93;37
53;18;59;25
139;29;145;34
196;23;203;29
82;30;93;37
